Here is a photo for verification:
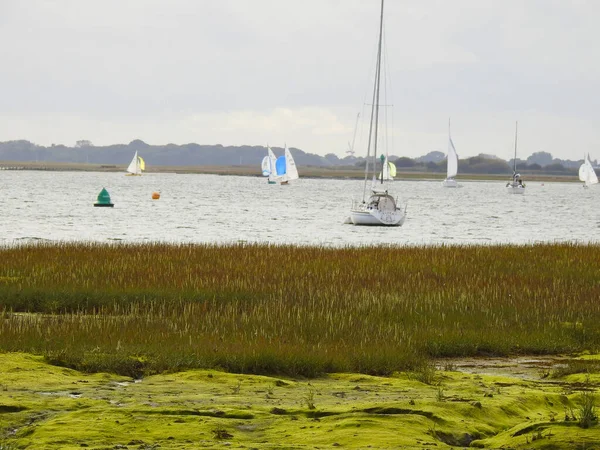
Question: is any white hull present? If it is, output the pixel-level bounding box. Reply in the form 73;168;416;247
350;209;405;226
507;185;525;194
442;178;458;188
350;196;406;226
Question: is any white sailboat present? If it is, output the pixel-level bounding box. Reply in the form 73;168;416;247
278;145;299;185
579;154;598;188
125;151;145;176
348;0;406;227
379;155;397;181
261;146;278;184
506;122;525;194
442;119;459;187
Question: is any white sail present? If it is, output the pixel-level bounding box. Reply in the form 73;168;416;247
126;151;142;175
281;145;299;183
585;154;598;185
579;154;598;186
261;156;271;176
267;147;279;183
268;147;278;172
579;162;589;182
447;138;458;178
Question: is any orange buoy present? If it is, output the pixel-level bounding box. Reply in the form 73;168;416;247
152;192;160;200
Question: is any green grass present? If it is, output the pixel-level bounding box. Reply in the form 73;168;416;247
1;242;599;377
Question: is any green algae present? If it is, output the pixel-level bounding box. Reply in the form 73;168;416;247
1;352;600;449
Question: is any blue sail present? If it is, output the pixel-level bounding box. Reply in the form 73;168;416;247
276;156;287;175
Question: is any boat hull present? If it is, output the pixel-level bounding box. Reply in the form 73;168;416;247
507;186;525;194
350;209;405;227
442;178;458;188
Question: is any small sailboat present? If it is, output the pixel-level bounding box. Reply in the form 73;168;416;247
126;151;145;176
276;145;300;185
261;146;278;184
579;154;598;188
506;122;525;194
348;0;406;227
379;155;397;181
442;119;459;187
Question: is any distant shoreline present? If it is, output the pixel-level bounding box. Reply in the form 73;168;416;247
0;160;580;183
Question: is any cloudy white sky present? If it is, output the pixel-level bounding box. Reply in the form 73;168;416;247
1;0;598;160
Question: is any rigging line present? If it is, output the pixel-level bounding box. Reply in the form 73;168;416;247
382;18;389;161
362;0;385;201
358;17;382;168
372;0;385;186
513;121;518;175
363;103;394;107
363;45;381;198
382;16;396;171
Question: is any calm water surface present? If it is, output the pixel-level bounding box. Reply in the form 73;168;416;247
0;171;598;246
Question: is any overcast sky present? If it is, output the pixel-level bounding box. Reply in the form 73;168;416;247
1;0;598;160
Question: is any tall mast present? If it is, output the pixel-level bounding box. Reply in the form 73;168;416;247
374;0;384;185
513;121;518;174
362;0;385;199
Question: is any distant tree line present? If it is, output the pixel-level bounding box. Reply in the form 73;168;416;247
354;150;584;175
380;155;578;175
0;140;587;175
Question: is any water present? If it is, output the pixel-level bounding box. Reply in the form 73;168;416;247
0;171;597;246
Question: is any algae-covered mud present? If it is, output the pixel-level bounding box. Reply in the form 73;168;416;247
1;353;600;449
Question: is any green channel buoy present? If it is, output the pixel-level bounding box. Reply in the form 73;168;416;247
94;187;114;207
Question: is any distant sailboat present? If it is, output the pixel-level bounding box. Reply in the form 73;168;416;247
277;145;299;185
442;119;459;187
506;122;525;194
348;0;406;226
126;151;145;176
379;155;397;181
261;146;278;184
579;154;598;188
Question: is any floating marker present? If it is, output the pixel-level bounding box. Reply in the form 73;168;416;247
94;188;114;207
152;192;160;200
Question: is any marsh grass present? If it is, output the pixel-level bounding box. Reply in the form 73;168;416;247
552;360;600;378
436;386;445;402
410;362;437;385
1;242;600;377
578;391;597;429
303;387;316;410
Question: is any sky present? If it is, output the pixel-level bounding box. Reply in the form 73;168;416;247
1;0;599;160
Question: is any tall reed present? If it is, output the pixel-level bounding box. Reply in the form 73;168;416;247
1;242;598;376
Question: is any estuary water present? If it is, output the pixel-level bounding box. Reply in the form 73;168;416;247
0;170;597;247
